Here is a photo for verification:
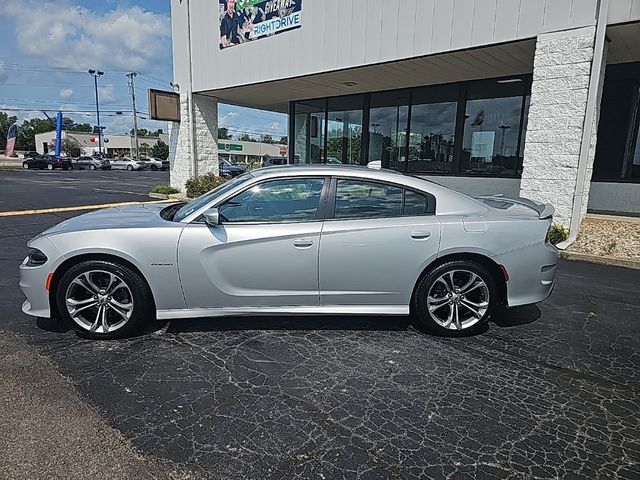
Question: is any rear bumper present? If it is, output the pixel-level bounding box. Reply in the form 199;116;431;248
494;242;559;307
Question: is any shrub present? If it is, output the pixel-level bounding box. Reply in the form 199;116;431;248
185;172;229;198
150;184;180;195
547;223;569;245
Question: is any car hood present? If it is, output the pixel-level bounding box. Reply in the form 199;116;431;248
40;203;176;237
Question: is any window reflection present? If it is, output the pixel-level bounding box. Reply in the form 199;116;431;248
461;80;525;176
327;96;364;165
294;100;325;164
291;76;530;177
368;91;409;170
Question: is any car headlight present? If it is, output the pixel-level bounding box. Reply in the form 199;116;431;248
26;247;48;266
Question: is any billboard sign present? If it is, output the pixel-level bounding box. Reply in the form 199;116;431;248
219;0;302;50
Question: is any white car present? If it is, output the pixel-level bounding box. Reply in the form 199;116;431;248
110;158;147;171
140;158;169;171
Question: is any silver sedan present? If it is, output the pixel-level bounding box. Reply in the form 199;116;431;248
20;166;558;339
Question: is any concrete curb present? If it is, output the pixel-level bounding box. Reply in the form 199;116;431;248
148;193;168;200
148;192;187;201
561;251;640;270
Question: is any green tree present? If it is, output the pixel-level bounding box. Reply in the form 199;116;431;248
218;127;232;139
64;118;93;133
261;134;275;144
151;128;163;136
279;136;288;144
239;133;257;142
16;118;55;151
61;137;83;157
130;128;150;137
139;142;151;157
150;139;169;160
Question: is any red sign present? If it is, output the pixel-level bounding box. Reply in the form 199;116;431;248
279;146;288;155
89;137;96;143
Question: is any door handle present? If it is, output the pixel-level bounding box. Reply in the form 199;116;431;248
293;238;314;248
410;230;432;240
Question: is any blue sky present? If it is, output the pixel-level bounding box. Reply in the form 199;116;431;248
0;0;286;138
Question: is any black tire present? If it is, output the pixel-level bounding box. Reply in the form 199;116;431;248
47;163;54;170
151;165;158;171
89;164;96;170
22;162;29;169
126;165;133;171
413;260;496;337
62;166;69;170
55;260;154;340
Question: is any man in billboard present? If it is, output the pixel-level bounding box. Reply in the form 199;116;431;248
220;0;242;48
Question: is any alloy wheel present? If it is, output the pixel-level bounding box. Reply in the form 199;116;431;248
426;269;490;331
64;270;134;334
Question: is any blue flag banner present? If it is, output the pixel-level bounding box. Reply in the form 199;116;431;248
219;0;303;50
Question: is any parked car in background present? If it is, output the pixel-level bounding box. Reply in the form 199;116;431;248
20;165;558;340
261;155;289;167
109;157;147;171
139;157;169;171
22;155;72;170
219;158;244;178
74;156;111;170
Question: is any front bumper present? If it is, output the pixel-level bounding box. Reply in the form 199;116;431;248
19;237;62;318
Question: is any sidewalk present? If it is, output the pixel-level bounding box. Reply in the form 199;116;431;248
0;330;193;480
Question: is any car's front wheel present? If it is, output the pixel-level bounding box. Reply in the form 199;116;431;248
22;162;29;169
413;260;495;336
89;164;96;170
47;163;54;170
55;260;153;339
126;165;133;171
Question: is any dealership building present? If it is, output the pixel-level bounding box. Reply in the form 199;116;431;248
169;0;640;237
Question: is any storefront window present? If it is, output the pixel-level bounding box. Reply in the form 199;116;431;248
291;76;530;177
593;63;640;182
369;91;409;170
461;80;526;176
294;99;325;164
327;96;364;165
407;86;458;174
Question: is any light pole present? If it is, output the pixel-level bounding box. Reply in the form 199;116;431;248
88;69;104;155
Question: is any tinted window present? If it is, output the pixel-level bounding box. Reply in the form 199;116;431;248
403;190;430;215
334;180;402;219
220;178;325;223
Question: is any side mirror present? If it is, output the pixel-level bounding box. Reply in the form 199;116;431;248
203;208;220;226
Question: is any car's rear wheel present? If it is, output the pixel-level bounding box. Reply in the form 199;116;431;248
47;163;54;170
22;162;29;169
126;165;133;171
151;165;158;171
55;260;153;339
413;260;495;336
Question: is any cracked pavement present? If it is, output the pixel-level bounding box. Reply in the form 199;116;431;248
0;170;638;479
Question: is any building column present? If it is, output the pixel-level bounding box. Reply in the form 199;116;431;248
520;26;605;228
169;92;219;192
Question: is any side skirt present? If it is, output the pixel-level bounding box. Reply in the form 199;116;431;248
156;305;410;320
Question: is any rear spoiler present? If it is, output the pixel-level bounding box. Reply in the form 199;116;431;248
476;194;555;220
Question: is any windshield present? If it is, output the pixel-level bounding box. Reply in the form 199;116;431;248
173;173;253;222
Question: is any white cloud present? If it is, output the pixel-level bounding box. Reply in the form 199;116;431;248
219;111;240;127
98;85;117;104
269;121;281;132
2;1;171;72
59;88;74;99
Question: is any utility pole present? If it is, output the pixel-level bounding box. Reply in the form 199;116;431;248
127;72;140;159
88;69;104;155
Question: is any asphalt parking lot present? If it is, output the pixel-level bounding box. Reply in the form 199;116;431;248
1;169;639;479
